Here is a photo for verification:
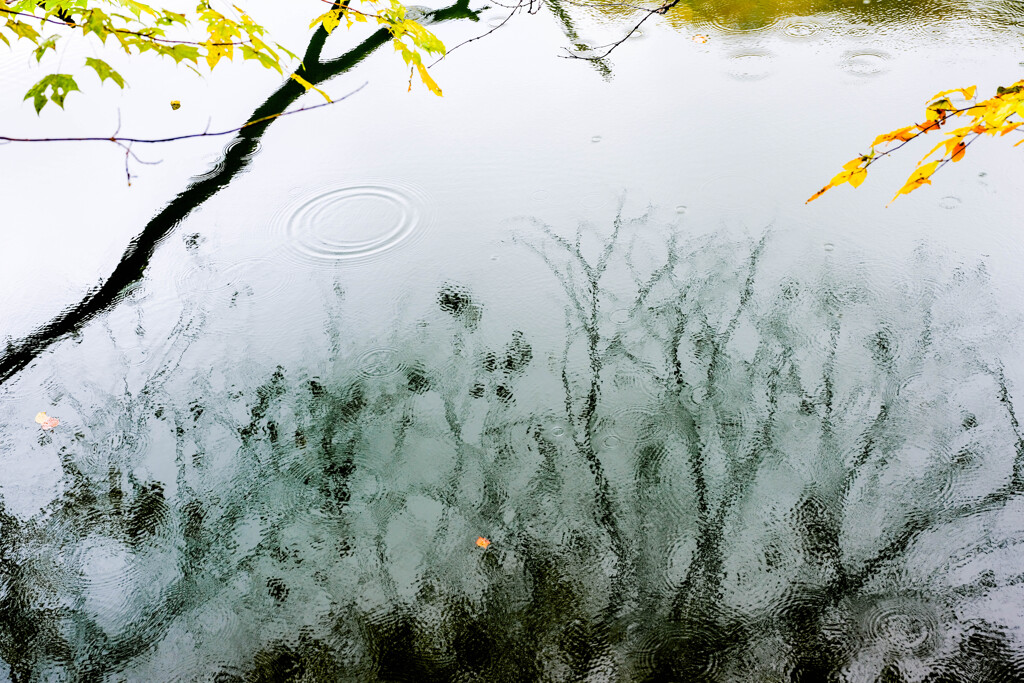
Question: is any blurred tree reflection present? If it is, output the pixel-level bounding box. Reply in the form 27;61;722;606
564;0;989;32
2;211;1024;681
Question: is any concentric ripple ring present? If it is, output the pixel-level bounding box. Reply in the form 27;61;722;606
285;184;422;262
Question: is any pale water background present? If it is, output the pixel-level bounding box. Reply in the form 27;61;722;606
2;0;1024;679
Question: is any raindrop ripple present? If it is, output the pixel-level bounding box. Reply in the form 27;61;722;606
283;184;426;263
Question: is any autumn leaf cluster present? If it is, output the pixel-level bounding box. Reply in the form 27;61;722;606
1;0;447;113
309;0;446;96
808;81;1024;204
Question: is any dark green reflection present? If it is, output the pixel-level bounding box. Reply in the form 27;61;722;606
567;0;1024;33
2;213;1023;681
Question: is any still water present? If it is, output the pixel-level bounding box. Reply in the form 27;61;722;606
2;0;1024;679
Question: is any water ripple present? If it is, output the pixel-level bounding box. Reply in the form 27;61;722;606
280;184;428;264
633;616;734;680
782;20;823;38
357;347;407;378
175;259;235;297
76;537;143;635
840;50;892;79
726;51;775;81
707;14;781;35
856;593;944;657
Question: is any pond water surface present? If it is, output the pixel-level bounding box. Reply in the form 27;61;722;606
2;0;1024;680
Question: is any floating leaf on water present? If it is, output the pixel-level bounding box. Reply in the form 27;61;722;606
692;34;709;44
34;411;59;430
476;536;491;549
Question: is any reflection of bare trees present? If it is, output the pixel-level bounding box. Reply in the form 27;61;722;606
2;211;1024;680
518;214;1024;680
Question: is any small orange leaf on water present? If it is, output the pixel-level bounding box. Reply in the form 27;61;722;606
692;34;708;44
34;412;59;430
476;536;491;549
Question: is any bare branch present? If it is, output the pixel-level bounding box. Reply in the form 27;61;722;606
559;0;679;61
0;86;366;145
429;1;526;67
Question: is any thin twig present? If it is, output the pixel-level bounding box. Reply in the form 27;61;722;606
429;2;522;67
0;83;366;145
560;0;680;61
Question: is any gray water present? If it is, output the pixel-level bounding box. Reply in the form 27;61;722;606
2;0;1024;680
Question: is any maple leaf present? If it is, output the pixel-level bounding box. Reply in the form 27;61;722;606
34;411;60;429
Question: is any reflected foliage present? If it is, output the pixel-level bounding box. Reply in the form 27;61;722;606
564;0;1023;36
2;212;1024;680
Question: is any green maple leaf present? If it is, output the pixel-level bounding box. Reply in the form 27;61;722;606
84;57;125;87
24;74;80;113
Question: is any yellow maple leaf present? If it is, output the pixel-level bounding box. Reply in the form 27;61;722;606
888;160;940;205
806;160;869;203
927;86;977;103
842;156;867;171
290;74;332;103
415;62;442;97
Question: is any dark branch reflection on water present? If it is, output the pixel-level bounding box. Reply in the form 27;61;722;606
1;210;1023;681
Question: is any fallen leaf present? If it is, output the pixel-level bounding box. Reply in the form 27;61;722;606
692;34;708;44
476;536;491;549
170;100;181;110
35;411;59;429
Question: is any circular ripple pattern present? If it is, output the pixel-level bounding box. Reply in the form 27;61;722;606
357;348;406;378
76;537;144;634
633;617;732;680
284;184;424;263
610;308;631;325
859;594;943;657
706;14;781;35
614;406;669;446
175;260;234;296
542;418;571;440
840;50;891;78
782;21;821;37
726;52;774;81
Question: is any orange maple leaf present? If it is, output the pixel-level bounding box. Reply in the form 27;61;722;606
34;412;60;430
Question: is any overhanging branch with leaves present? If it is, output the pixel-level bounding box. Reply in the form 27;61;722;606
0;0;480;385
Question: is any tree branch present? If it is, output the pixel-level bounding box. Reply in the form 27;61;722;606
0;3;480;386
558;0;679;62
0;90;365;145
